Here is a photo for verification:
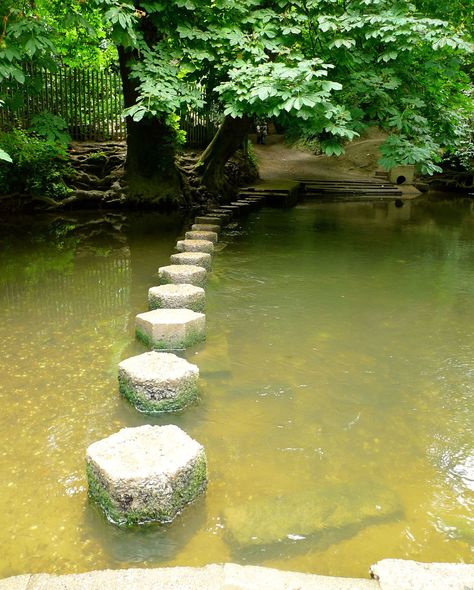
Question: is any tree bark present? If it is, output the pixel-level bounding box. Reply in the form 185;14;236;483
118;46;181;205
194;115;252;196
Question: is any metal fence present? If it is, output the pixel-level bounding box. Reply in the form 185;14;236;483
0;65;219;146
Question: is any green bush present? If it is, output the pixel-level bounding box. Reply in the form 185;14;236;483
0;128;71;200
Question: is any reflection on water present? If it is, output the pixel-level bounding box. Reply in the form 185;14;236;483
0;200;472;578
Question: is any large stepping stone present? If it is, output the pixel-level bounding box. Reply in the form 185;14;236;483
118;351;199;413
148;284;205;313
176;239;214;254
185;230;218;244
159;264;207;287
223;481;401;556
191;223;221;233
86;424;207;525
169;252;212;271
208;210;233;223
136;308;205;350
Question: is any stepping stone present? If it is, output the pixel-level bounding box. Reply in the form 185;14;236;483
170;251;212;271
219;205;241;217
148;284;205;313
191;223;221;233
195;216;223;226
159;264;207;287
185;230;218;244
176;239;214;254
118;351;199;413
136;308;206;350
86;424;207;525
208;210;233;223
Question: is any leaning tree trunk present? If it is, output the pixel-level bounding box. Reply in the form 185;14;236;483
118;47;181;205
195;115;252;196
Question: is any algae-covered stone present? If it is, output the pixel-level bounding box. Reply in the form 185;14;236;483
169;252;212;272
148;284;205;313
136;308;205;350
86;424;207;526
159;264;207;287
118;352;199;413
176;239;214;254
191;223;221;233
185;230;218;244
223;481;401;553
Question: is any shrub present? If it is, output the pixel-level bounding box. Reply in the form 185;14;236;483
0;128;71;200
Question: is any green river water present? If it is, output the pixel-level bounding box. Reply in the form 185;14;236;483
0;199;473;579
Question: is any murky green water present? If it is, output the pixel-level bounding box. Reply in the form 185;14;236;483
0;200;473;579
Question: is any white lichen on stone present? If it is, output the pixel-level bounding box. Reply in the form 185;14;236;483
148;284;205;313
176;239;214;254
86;424;207;525
118;351;199;413
135;308;206;350
185;230;218;244
159;264;207;287
169;252;212;271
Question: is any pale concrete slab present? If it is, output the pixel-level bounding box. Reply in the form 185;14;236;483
370;559;474;590
0;565;378;590
176;239;214;254
169;252;212;271
86;425;207;525
0;575;31;590
135;308;205;350
148;284;205;313
118;351;199;413
185;230;219;244
159;264;207;287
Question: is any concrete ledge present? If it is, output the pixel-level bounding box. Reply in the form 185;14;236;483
370;559;474;590
0;564;378;589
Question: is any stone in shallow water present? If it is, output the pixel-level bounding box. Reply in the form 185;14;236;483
176;239;214;254
118;351;199;413
86;424;207;525
169;252;212;271
185;230;219;244
148;284;205;313
195;216;223;226
159;264;207;287
135;308;205;350
223;481;401;555
191;223;221;233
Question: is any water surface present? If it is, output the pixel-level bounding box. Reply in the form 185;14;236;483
0;200;472;578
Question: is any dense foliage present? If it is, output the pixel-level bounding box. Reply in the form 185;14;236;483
0;0;472;201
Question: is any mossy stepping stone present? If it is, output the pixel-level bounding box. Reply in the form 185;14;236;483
135;308;205;350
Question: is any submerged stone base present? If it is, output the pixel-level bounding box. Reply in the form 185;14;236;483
136;308;205;350
159;264;207;287
118;352;199;413
176;239;214;254
148;284;205;313
169;252;212;271
223;481;401;555
86;425;207;526
195;216;223;226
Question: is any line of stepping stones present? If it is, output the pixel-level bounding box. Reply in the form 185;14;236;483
85;196;265;526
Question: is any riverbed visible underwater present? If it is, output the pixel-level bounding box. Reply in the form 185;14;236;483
0;199;472;578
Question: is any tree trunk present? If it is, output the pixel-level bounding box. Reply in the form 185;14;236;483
118;47;181;205
195;115;252;196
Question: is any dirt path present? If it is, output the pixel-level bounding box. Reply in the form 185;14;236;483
253;135;385;182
